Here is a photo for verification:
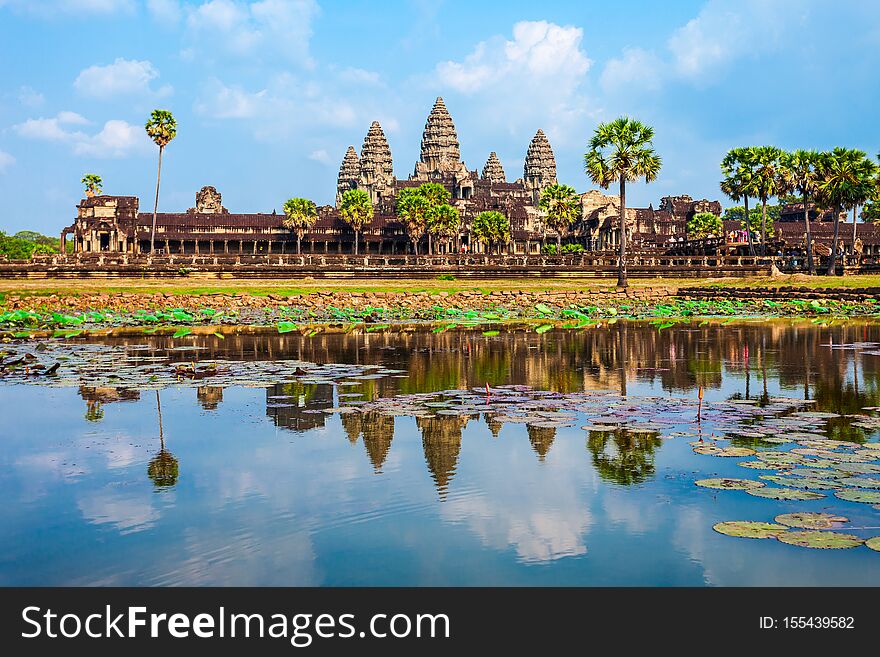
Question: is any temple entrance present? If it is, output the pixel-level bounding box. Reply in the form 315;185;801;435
99;233;110;251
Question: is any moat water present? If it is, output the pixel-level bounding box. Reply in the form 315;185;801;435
2;322;880;585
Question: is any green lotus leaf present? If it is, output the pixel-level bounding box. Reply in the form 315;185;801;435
789;468;843;479
774;512;849;529
713;521;788;539
835;463;880;474
759;475;842;490
839;477;880;489
834;489;880;504
746;488;825;500
866;537;880;552
777;530;863;549
738;460;790;470
695;478;764;490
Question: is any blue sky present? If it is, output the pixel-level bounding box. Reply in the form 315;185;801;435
0;0;878;235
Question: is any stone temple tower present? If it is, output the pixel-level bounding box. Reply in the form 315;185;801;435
359;121;394;205
481;152;506;184
336;145;359;206
523;129;557;202
413;97;470;182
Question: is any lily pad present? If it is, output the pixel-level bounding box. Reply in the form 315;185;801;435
774;512;849;530
759;475;842;490
776;530;863;549
713;521;788;539
866;537;880;552
746;488;825;500
839;477;880;489
738;460;789;470
834;489;880;504
695;478;764;490
835;463;880;475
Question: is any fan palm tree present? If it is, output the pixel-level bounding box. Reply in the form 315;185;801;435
539;183;581;252
584;117;661;288
339;189;373;255
427;203;460;254
780;150;821;274
747;146;786;254
815;148;877;275
282;197;318;255
81;173;103;197
720;147;756;256
848;152;879;257
145;109;177;254
419;182;451;253
472;210;510;254
396;187;429;256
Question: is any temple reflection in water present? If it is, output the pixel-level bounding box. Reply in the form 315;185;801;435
77;320;880;494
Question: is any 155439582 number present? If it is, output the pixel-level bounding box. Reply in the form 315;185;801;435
783;617;854;629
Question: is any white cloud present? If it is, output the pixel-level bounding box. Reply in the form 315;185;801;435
185;0;319;65
74;58;171;100
17;86;44;108
13;112;151;158
308;149;331;165
194;79;267;119
0;150;15;172
146;0;181;23
338;67;382;86
600;48;664;94
435;21;593;136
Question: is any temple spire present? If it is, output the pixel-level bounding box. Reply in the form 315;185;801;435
523;129;557;200
482;151;506;183
359;121;393;204
336;145;359;206
414;96;462;178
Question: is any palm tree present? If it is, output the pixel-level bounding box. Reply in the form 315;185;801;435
848;152;879;258
748;146;786;254
472;210;510;254
81;173;103;197
780;150;821;274
339;189;373;255
282;197;318;255
145;109;177;254
539;183;580;252
419;182;451;253
720;147;756;256
427;203;460;254
815;148;877;275
584;117;661;288
396;187;429;255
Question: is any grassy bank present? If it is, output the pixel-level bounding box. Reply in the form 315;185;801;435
4;273;880;300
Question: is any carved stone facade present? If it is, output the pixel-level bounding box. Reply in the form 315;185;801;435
336;146;359;204
481;152;506;184
358;121;394;204
188;186;227;214
523;129;557;202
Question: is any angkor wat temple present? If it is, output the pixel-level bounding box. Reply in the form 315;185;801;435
64;96;874;259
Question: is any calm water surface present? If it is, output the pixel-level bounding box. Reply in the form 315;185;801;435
2;321;880;585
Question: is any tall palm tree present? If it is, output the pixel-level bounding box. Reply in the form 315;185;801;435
339;189;373;255
747;145;786;254
282;197;318;255
848;152;879;257
427;203;460;254
539;183;581;252
396;187;429;256
584;117;661;288
472;210;510;255
815;148;877;275
145;109;177;254
419;182;451;254
780;150;821;274
720;148;756;256
81;173;103;197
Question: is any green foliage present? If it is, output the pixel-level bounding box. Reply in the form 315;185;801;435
145;109;177;147
471;211;510;249
0;230;61;260
542;243;585;255
862;199;880;223
427;203;460;240
721;206;775;237
81;173;103;195
282;197;318;253
686;212;723;239
397;183;456;250
584;117;662;188
539;183;580;243
339;189;374;231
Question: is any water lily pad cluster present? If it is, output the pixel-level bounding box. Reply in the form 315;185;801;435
713;513;878;551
